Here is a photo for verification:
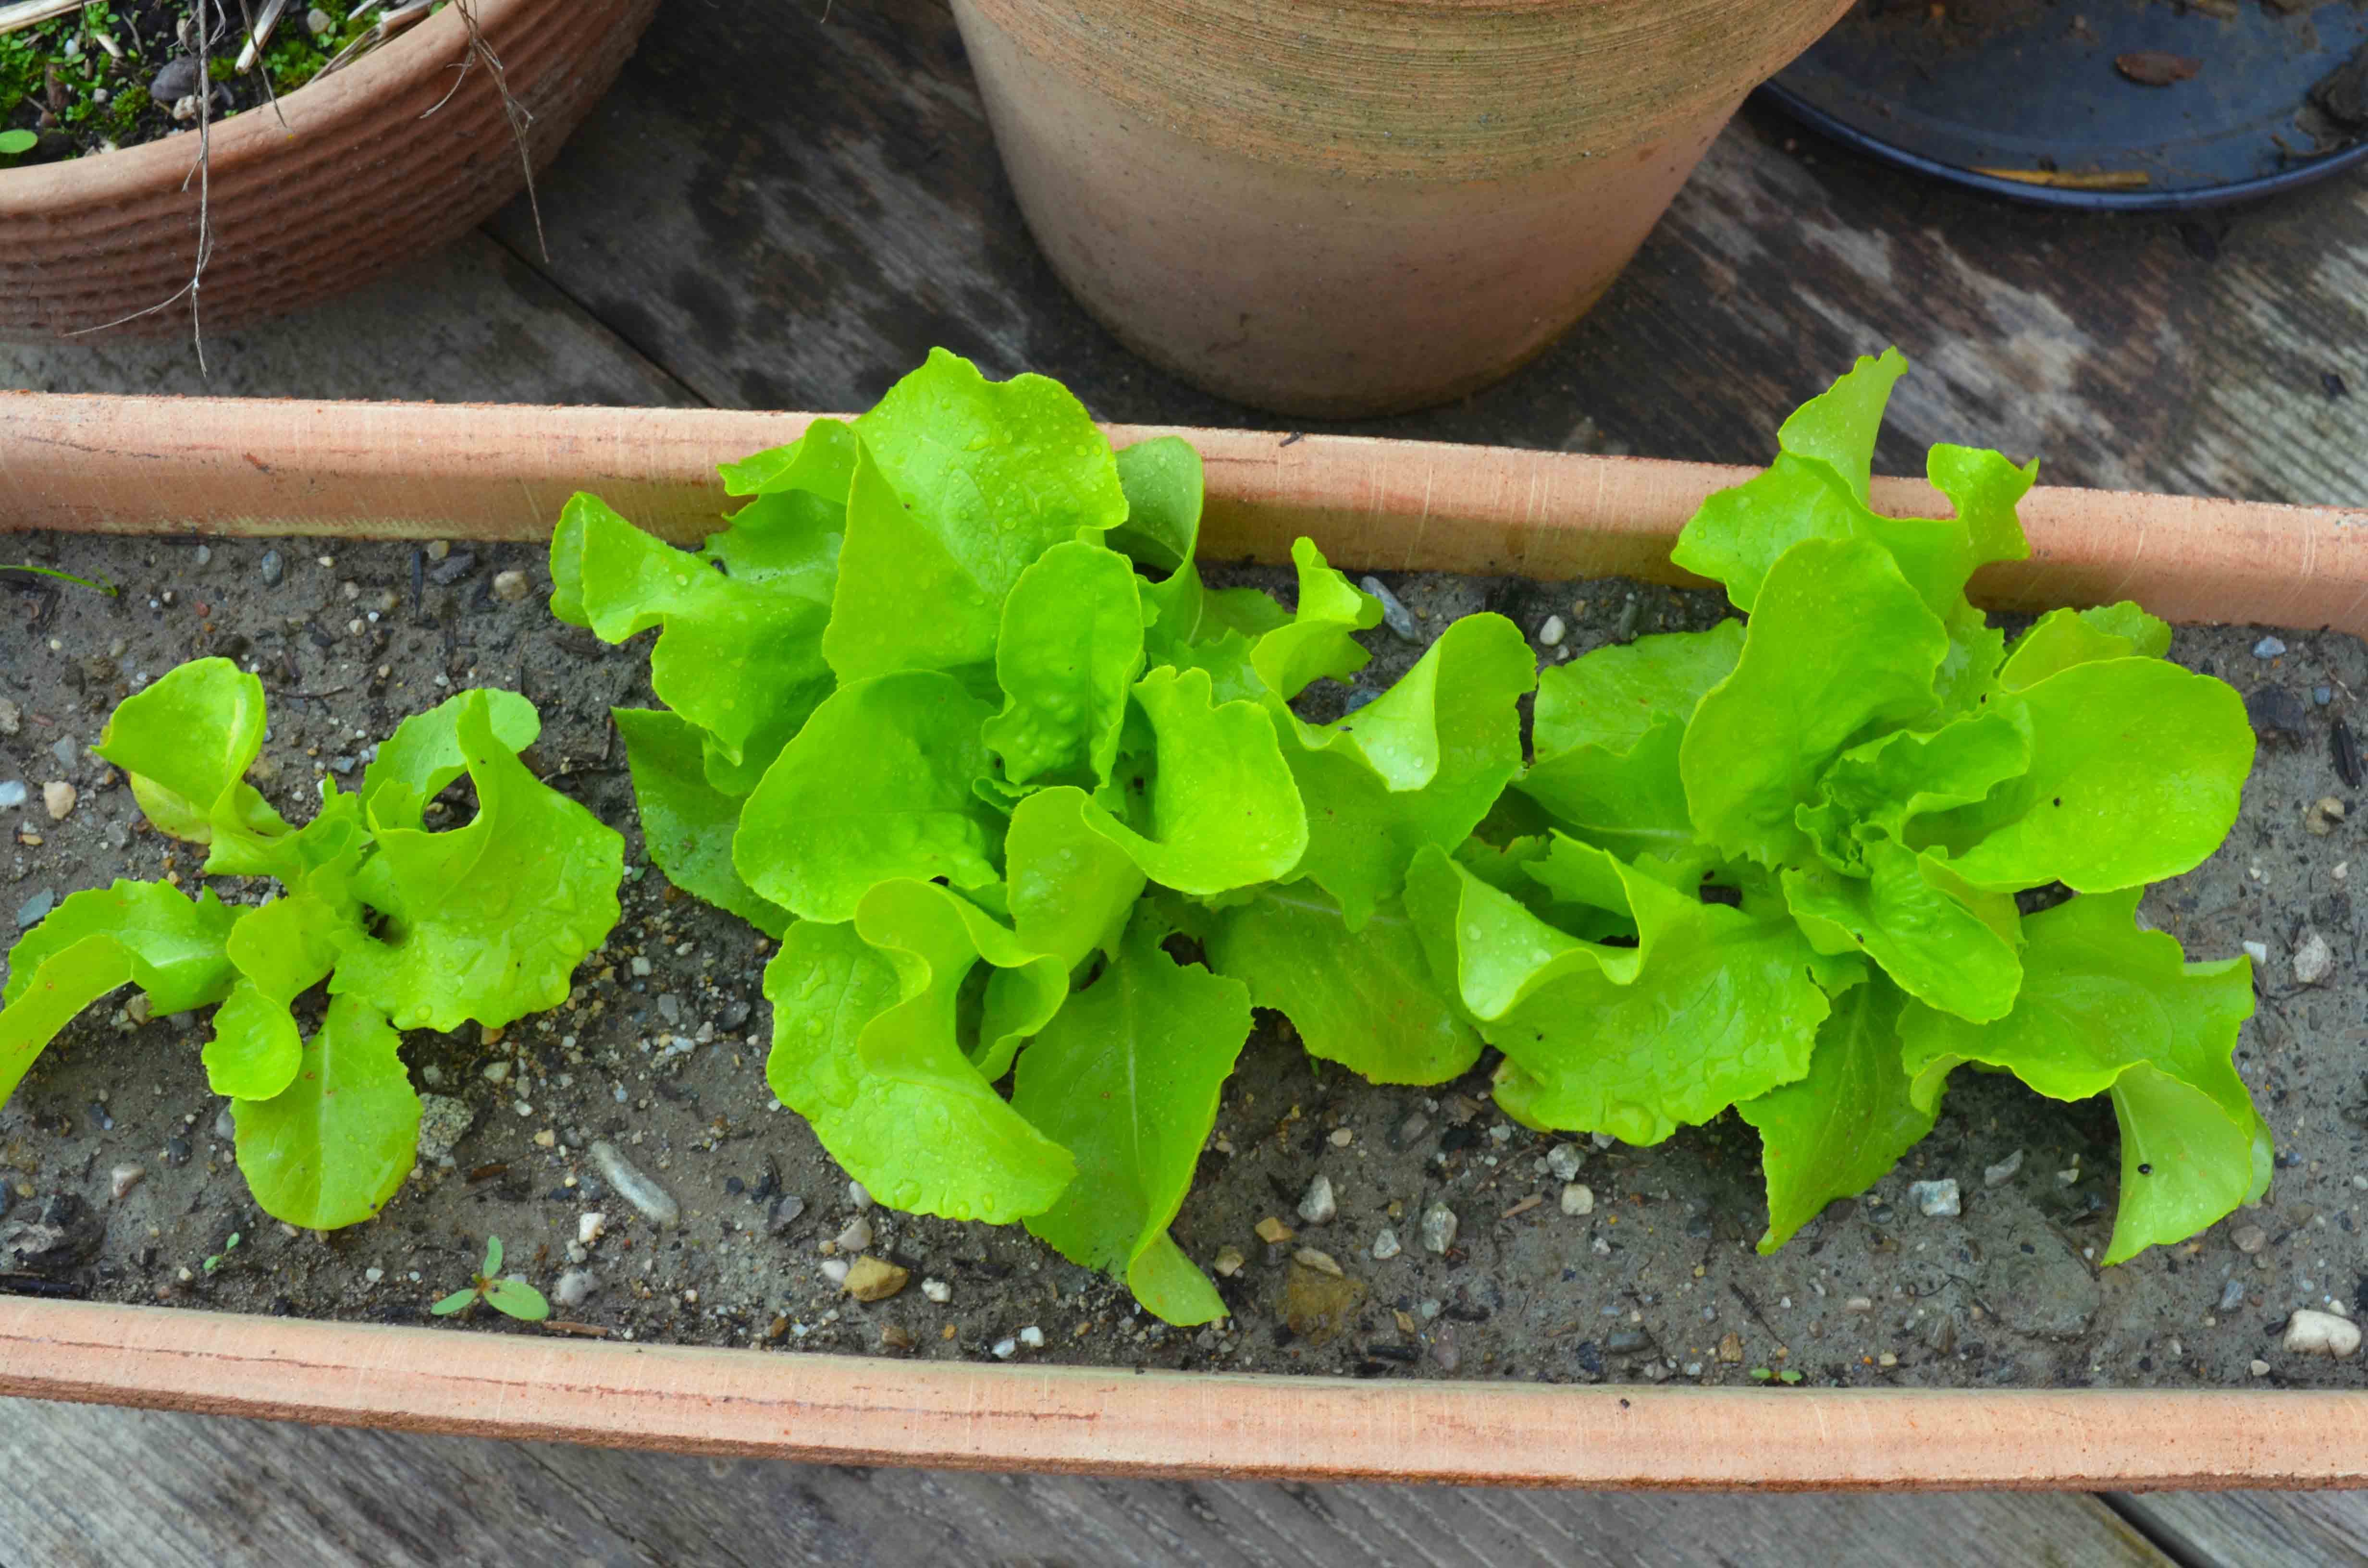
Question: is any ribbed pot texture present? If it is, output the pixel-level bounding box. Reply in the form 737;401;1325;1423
951;0;1854;417
0;0;658;342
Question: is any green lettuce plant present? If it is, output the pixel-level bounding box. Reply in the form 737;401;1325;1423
555;347;2268;1320
0;661;623;1230
1415;349;2264;1264
553;350;1532;1323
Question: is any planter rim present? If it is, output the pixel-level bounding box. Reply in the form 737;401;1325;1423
2;391;2365;1486
4;1298;2367;1488
0;0;520;211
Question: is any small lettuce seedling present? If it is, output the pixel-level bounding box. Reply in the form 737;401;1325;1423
432;1236;551;1322
0;661;623;1232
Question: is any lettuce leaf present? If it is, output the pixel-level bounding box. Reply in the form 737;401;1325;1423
1011;906;1251;1324
232;993;421;1230
612;707;792;938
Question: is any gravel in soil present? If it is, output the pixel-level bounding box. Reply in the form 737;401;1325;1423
2;532;2364;1392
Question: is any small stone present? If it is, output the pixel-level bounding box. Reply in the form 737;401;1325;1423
1845;1296;1875;1312
1538;614;1566;647
835;1215;874;1252
426;540;451;561
414;1094;477;1164
0;781;23;809
1213;1246;1246;1277
1328;1127;1353;1148
1909;1178;1961;1218
15;889;56;929
492;569;532;603
2250;1359;2273;1377
2218;1278;2247;1312
1297;1174;1336;1226
589;1139;680;1226
922;1277;952;1303
1018;1325;1045;1349
2294;929;2334;986
259;549;285;587
2232;1223;2269;1255
149;55;198;102
2315;685;2335;706
109;1164;145;1201
2282;1309;2361;1358
213;1106;235;1142
1254;1215;1295;1245
2253;636;2288;659
40;781;74;821
1294;1246;1343;1277
1545;1143;1584;1182
0;699;17;735
2245;685;2310;740
554;1270;597;1309
2243;940;2269;966
1392;1113;1431;1148
1419;1202;1459;1254
820;1258;851;1285
844;1256;909;1302
991;1337;1018;1359
1358;576;1419;643
578;1212;607;1247
1282;1256;1367;1346
426;551;478;588
1716;1332;1745;1363
1984;1150;2025;1188
306;5;332;32
1370;1226;1402;1261
849;1180;873;1211
1559;1183;1594;1217
2307;796;2348;835
767;1194;806;1234
125;994;150;1027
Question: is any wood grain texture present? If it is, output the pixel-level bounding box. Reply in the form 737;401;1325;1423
0;233;700;407
2;392;2363;630
0;1396;2177;1568
4;1299;2367;1490
475;1;2368;511
2112;1491;2368;1568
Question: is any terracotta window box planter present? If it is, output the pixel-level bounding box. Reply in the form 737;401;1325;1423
1;392;2365;1488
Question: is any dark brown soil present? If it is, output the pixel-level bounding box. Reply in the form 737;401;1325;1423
2;531;2364;1393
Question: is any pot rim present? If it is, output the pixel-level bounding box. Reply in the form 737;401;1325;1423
5;1297;2367;1486
0;0;530;210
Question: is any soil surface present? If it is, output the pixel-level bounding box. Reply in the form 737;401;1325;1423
2;532;2364;1393
1;0;362;164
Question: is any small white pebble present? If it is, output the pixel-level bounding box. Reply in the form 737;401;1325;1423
849;1180;873;1212
1546;1143;1585;1182
630;956;653;978
1983;1150;2024;1188
2283;1309;2363;1359
1559;1183;1594;1217
109;1164;145;1201
992;1337;1018;1360
2243;940;2269;966
578;1212;607;1247
1370;1226;1402;1260
1297;1174;1336;1226
492;569;532;603
820;1258;851;1285
42;781;76;821
1908;1178;1961;1218
1018;1325;1045;1349
1538;614;1566;647
835;1215;873;1252
2294;930;2334;987
922;1277;952;1303
364;1267;384;1285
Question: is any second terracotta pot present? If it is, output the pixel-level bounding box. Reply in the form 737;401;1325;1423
951;0;1852;417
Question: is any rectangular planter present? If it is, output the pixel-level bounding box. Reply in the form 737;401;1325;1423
2;390;2365;1489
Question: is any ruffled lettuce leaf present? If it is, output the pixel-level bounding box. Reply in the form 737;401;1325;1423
1897;888;2265;1262
1010;905;1252;1325
1736;971;1936;1252
1205;884;1479;1085
1006;786;1146;971
1276;612;1534;930
981;539;1146;792
1248;538;1383;701
232;993;421;1230
611;707;792;938
733;671;1003;923
334;694;624;1032
762;886;1074;1224
823;349;1129;687
94;658;292;876
1406;837;1829;1145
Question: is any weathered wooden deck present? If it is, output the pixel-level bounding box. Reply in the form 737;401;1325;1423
3;0;2364;1560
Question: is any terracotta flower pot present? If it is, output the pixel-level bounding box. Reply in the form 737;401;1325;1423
5;394;2368;1487
0;0;659;343
948;0;1854;417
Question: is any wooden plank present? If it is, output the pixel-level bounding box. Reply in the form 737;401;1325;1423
0;1395;2177;1568
4;1299;2367;1490
475;1;2368;511
3;392;2364;629
2111;1492;2368;1568
0;231;699;410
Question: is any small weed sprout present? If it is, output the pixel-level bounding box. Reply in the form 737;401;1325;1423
431;1236;550;1323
